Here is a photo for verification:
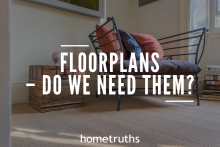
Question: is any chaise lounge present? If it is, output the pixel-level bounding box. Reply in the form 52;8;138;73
89;17;208;111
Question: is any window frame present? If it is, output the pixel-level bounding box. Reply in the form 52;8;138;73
216;0;220;15
211;0;220;33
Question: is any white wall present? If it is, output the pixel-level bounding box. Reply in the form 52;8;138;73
0;0;11;146
133;0;180;38
11;0;100;103
133;0;181;59
105;0;134;33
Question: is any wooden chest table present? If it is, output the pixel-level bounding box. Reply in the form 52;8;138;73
28;65;85;112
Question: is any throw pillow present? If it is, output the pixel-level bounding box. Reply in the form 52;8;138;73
130;33;164;61
119;29;142;60
95;24;129;63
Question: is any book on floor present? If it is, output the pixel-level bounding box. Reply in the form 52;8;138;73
204;75;220;80
206;65;220;71
205;71;220;75
201;91;220;96
204;80;220;86
204;90;220;93
203;85;220;91
201;94;220;99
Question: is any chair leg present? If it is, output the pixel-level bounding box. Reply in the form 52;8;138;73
116;95;121;111
195;75;200;106
96;90;98;98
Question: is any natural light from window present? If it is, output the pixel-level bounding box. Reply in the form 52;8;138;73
216;0;220;28
190;0;209;30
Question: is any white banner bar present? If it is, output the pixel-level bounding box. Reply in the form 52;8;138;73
26;83;35;87
165;100;194;103
61;45;89;47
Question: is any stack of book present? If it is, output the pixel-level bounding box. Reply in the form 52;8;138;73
201;65;220;100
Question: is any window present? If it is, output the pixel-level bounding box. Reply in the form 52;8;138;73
190;0;210;31
189;0;210;63
215;0;220;28
190;0;220;33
